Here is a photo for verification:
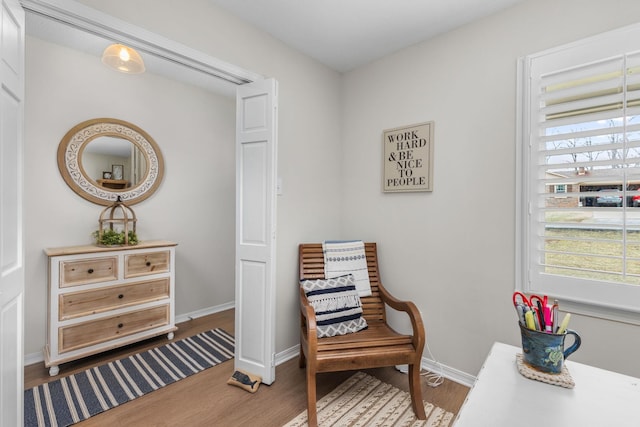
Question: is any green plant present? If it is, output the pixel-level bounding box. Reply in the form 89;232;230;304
93;229;138;246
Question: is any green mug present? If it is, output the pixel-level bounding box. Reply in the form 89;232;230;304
519;322;581;374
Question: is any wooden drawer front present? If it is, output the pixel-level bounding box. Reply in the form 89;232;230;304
60;256;118;288
59;305;169;353
59;278;170;320
125;251;170;278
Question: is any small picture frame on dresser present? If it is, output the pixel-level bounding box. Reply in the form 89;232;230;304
102;171;112;179
112;164;124;180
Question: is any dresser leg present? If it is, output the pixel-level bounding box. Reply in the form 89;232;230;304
49;365;59;376
167;332;174;340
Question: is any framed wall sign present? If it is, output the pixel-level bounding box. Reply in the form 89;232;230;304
382;121;434;193
111;164;124;180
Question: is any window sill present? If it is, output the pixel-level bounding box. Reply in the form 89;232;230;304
561;299;640;326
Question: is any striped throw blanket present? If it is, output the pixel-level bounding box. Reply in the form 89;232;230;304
322;240;372;297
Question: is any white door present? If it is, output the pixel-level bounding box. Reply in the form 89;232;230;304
235;78;278;384
0;0;24;425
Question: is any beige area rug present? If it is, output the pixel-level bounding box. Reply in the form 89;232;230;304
284;371;454;427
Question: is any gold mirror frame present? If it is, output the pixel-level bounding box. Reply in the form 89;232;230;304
57;118;164;206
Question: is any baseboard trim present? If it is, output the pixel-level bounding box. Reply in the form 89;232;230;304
275;344;300;366
24;350;44;368
174;301;235;324
25;301;236;367
275;344;476;388
420;356;476;388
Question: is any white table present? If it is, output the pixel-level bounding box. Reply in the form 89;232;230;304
454;342;640;426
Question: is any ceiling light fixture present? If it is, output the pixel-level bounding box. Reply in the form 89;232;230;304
101;43;145;74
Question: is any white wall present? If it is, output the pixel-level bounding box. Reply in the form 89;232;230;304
341;0;640;378
30;0;640;381
24;36;239;356
25;0;344;359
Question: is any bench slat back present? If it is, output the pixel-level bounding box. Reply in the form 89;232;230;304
299;243;386;323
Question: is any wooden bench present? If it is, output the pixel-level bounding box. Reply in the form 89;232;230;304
298;242;427;426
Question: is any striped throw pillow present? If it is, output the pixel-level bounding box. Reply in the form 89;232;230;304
301;274;368;338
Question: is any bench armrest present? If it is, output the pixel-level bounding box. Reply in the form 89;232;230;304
299;287;318;348
378;284;425;353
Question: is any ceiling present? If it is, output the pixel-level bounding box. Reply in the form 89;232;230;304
25;0;526;95
208;0;526;72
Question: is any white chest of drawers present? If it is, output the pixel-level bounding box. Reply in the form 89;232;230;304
44;240;178;376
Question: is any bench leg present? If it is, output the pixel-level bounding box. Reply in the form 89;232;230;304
408;363;426;419
306;367;318;427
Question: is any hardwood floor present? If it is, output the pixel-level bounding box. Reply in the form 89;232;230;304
25;309;470;426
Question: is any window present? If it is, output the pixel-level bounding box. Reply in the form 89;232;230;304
518;24;640;319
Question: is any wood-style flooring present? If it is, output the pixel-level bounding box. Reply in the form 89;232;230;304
24;309;470;426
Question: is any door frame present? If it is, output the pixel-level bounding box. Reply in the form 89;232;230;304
1;1;25;424
20;0;263;86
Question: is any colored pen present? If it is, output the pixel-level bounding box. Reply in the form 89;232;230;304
525;310;536;330
543;304;552;333
516;304;525;325
557;313;571;334
532;308;540;331
552;300;559;332
536;301;545;331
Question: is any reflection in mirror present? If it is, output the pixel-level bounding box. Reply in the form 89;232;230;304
57;118;164;206
82;136;148;190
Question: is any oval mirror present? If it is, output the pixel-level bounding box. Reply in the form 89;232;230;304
57;118;164;205
82;136;148;189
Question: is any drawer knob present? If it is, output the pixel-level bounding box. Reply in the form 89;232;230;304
117;323;124;328
118;294;124;299
87;268;94;274
146;261;151;267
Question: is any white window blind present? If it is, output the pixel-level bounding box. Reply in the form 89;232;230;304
519;24;640;315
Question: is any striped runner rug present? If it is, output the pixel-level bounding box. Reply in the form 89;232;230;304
24;328;234;427
284;371;455;427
